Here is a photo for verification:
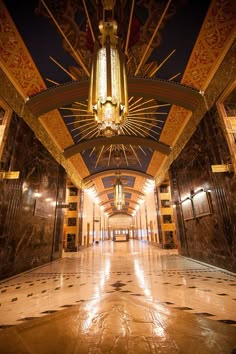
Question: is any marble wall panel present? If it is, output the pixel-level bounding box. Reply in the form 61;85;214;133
0;114;66;279
170;108;236;272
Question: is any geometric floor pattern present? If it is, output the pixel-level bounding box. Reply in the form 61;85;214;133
0;240;235;353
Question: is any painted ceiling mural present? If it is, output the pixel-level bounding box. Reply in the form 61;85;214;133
0;0;235;215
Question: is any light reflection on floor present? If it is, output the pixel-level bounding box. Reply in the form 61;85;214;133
0;240;235;353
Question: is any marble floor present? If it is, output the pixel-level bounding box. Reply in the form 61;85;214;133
0;240;235;353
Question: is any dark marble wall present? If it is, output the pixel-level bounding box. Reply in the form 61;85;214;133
170;109;236;272
0;113;66;279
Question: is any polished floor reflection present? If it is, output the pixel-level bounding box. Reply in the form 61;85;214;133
0;240;235;353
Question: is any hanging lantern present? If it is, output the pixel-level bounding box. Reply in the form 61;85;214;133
114;177;125;210
88;20;128;137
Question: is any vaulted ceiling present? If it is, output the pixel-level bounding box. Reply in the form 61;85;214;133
0;0;235;216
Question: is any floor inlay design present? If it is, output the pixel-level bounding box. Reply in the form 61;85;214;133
0;240;235;353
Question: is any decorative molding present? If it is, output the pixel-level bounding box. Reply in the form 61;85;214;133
155;39;236;185
0;0;45;97
182;0;236;91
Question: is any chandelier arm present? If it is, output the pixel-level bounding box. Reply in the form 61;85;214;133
122;145;129;167
149;49;176;78
124;122;149;138
89;147;96;157
122;122;145;137
129;97;143;109
169;72;181;81
128;98;156;112
108;145;113;167
60;107;90;111
40;0;90;76
125;121;159;140
128;112;168;116
46;78;59;85
49;56;77;80
129;145;142;167
75;126;98;140
74;102;88;107
127;118;162;130
134;0;172;76
127;116;165;125
95;145;105;168
138;145;147;156
71;121;95;132
120;125;135;136
82;0;95;43
125;0;135;55
129;104;171;113
67;119;94;126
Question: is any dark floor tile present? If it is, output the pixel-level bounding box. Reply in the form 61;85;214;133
218;319;236;325
18;317;39;321
111;281;126;288
0;324;15;329
41;310;58;314
196;312;215;317
121;290;132;293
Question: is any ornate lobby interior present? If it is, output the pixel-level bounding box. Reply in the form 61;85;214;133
0;0;235;353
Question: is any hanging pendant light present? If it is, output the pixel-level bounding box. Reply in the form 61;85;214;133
88;11;128;137
114;176;125;210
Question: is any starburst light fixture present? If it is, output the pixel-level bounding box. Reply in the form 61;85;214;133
88;5;129;137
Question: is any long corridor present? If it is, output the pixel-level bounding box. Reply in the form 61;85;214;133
0;240;235;353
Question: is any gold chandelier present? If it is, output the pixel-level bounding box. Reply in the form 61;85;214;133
88;16;129;137
114;176;125;211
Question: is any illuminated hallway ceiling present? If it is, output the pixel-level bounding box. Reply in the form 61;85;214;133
0;0;235;216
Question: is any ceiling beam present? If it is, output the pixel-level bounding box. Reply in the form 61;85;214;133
97;187;144;198
83;168;153;183
64;136;171;158
25;78;203;117
101;199;139;207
